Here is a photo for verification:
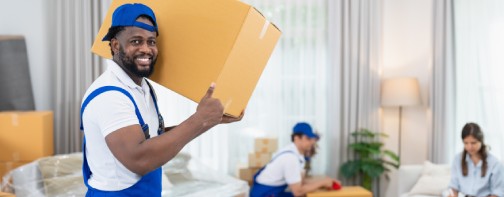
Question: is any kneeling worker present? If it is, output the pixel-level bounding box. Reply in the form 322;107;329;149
250;122;340;197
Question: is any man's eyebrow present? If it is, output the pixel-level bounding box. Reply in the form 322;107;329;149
128;35;144;39
128;35;156;40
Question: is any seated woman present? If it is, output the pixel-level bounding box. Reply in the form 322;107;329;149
448;123;504;197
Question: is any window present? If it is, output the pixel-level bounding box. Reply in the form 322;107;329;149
452;0;504;160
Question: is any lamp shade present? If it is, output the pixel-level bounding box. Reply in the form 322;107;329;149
381;77;421;107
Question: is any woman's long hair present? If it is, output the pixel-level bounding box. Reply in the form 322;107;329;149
461;123;488;177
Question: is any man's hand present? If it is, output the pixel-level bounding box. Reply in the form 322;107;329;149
221;111;244;124
195;83;224;130
321;177;339;188
447;188;458;197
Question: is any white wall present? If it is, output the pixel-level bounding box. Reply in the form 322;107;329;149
381;0;432;166
0;0;53;111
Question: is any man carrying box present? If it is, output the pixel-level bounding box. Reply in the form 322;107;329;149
250;122;340;197
80;3;242;196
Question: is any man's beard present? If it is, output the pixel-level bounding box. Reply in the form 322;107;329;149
118;47;157;78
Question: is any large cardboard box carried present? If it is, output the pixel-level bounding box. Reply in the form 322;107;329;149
248;152;271;168
0;111;54;162
91;0;282;117
254;138;278;153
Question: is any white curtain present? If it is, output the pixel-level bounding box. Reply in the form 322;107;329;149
49;0;112;154
429;0;456;164
153;0;330;175
450;0;504;161
326;0;382;192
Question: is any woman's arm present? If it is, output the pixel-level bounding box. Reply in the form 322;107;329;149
489;162;504;197
448;156;461;196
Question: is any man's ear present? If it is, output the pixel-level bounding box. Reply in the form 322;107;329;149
110;38;120;55
294;135;302;141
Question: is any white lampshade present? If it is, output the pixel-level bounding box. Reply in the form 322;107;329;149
381;77;421;107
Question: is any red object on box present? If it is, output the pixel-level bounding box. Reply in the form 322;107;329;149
332;182;341;190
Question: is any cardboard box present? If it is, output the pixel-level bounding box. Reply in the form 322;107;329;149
307;186;372;197
0;161;28;181
91;0;282;117
238;167;261;183
0;192;15;197
0;111;54;162
248;152;271;168
254;138;278;153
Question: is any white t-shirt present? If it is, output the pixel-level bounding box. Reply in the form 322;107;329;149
256;143;306;186
81;60;160;191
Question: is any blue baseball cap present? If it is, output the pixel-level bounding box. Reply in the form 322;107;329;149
102;3;158;41
293;122;319;139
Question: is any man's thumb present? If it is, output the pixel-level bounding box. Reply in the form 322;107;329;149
204;82;216;98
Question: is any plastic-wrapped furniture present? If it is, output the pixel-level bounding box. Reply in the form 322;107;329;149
1;152;248;197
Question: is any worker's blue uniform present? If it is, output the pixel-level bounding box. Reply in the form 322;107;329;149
250;151;303;197
80;83;163;197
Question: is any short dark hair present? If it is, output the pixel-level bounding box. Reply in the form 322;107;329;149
291;133;304;142
107;26;126;56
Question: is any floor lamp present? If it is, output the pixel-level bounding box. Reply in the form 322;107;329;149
381;77;421;159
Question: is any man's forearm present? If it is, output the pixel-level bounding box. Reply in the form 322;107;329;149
129;114;208;175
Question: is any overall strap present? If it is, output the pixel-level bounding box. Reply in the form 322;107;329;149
145;80;164;136
80;85;149;188
144;80;160;114
80;86;149;137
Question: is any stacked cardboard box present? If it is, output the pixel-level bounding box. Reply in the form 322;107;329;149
248;152;271;168
254;138;278;154
237;167;260;186
0;191;16;197
238;138;278;185
0;111;54;181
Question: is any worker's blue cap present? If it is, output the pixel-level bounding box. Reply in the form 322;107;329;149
102;3;158;41
293;122;319;139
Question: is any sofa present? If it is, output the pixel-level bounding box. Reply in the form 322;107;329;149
386;161;458;197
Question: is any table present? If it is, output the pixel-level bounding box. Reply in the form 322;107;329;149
307;186;372;197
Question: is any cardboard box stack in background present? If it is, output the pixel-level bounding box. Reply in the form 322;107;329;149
238;138;278;185
0;191;16;197
0;111;54;181
254;138;278;154
238;167;260;186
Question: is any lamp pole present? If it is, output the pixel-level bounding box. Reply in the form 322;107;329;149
398;106;402;159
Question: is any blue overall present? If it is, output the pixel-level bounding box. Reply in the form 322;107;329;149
80;83;163;197
250;151;303;197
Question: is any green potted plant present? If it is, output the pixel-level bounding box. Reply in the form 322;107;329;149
339;128;400;190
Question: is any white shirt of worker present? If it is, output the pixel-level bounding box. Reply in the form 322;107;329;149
449;152;504;196
81;59;160;191
256;143;306;186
